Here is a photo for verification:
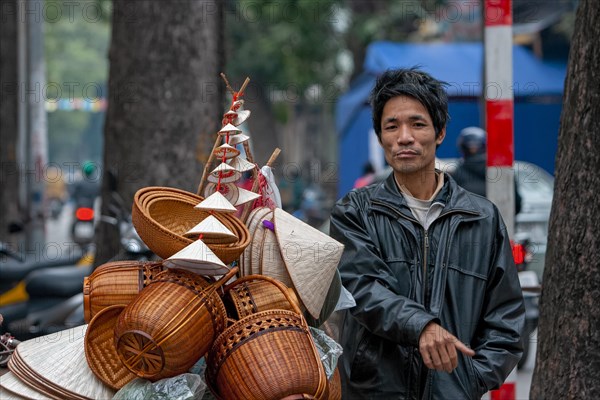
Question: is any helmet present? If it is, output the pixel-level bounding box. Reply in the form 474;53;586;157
457;127;486;156
82;161;97;179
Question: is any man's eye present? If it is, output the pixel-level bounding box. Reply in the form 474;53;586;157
385;125;396;130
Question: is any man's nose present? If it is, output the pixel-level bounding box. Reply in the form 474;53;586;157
396;125;415;144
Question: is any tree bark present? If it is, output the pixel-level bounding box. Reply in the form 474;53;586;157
0;0;22;242
95;0;224;265
530;1;600;398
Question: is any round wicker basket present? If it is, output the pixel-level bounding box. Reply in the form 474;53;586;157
83;260;163;323
223;275;300;320
114;268;235;381
131;186;250;264
206;277;327;400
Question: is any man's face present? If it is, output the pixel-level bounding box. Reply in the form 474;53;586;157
379;95;445;176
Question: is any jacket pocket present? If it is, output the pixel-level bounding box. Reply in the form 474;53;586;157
466;356;487;399
349;329;377;384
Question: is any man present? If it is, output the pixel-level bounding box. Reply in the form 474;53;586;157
451;126;521;215
330;68;524;399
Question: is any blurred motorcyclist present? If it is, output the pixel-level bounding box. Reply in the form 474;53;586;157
451;127;521;215
71;162;100;209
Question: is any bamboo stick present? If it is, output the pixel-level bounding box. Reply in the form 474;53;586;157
240;148;281;222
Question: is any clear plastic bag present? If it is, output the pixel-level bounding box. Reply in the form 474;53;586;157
113;373;207;400
310;327;343;379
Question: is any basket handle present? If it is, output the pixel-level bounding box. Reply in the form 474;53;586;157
211;266;239;290
223;274;302;315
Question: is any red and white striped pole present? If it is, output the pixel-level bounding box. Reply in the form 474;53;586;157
484;1;517;399
484;0;515;238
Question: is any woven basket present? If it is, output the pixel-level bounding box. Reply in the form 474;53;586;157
206;277;328;400
85;304;137;390
131;187;250;264
327;367;341;400
114;268;236;381
223;275;300;320
83;261;163;323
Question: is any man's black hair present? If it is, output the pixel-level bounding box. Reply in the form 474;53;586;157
370;68;449;140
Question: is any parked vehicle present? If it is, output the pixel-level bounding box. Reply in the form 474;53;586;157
0;192;154;341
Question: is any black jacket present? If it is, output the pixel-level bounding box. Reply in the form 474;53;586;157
330;172;524;399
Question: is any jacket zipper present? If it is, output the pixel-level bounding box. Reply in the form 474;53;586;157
423;230;429;306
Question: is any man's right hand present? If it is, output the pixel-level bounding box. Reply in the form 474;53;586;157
418;322;475;373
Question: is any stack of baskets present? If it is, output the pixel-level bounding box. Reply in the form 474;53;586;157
131;186;250;264
207;275;331;400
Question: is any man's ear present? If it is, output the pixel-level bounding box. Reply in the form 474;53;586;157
436;128;446;146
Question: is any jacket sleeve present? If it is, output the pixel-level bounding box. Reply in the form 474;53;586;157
330;195;437;347
472;210;525;391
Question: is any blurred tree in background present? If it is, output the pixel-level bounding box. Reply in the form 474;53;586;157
94;0;224;264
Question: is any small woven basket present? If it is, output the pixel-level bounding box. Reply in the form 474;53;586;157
223;274;300;319
206;276;328;400
131;186;250;264
83;260;163;323
114;268;236;381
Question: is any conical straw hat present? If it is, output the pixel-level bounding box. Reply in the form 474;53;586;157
231;99;244;110
234;187;261;206
261;227;293;287
228;156;255;173
9;325;116;399
228;133;250;146
218;123;241;136
203;182;239;204
232;109;251;126
163;239;230;276
214;143;240;160
273;208;344;319
195;191;237;213
184;215;237;241
0;371;53;399
208;163;242;184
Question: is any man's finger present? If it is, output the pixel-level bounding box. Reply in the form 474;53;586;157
436;344;453;373
446;341;458;371
454;340;475;357
429;348;444;371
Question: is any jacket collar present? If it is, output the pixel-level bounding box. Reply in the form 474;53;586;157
369;171;482;219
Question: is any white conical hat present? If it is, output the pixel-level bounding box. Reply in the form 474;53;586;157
184;215;237;241
207;163;241;183
0;372;53;399
232;109;251;126
228;156;255;173
234;187;262;206
273;208;344;319
218;123;242;136
231;99;244;110
228;133;250;146
203;182;239;204
163;239;229;276
195;191;237;213
214;143;240;160
8;325;116;400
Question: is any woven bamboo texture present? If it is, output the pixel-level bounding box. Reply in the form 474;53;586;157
83;261;163;323
131;186;250;263
223;274;299;319
114;268;234;381
206;276;327;400
327;367;341;400
84;305;137;390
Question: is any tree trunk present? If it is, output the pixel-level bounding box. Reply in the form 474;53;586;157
95;0;224;265
0;0;22;242
530;1;600;398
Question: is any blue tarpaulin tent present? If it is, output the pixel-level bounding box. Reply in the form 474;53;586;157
336;41;567;197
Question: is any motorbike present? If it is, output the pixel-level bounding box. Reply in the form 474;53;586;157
512;233;541;369
71;197;97;249
0;192;154;341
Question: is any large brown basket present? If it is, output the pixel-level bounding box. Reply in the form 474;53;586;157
131;186;250;264
206;277;328;400
223;274;300;320
83;260;163;323
114;268;236;381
